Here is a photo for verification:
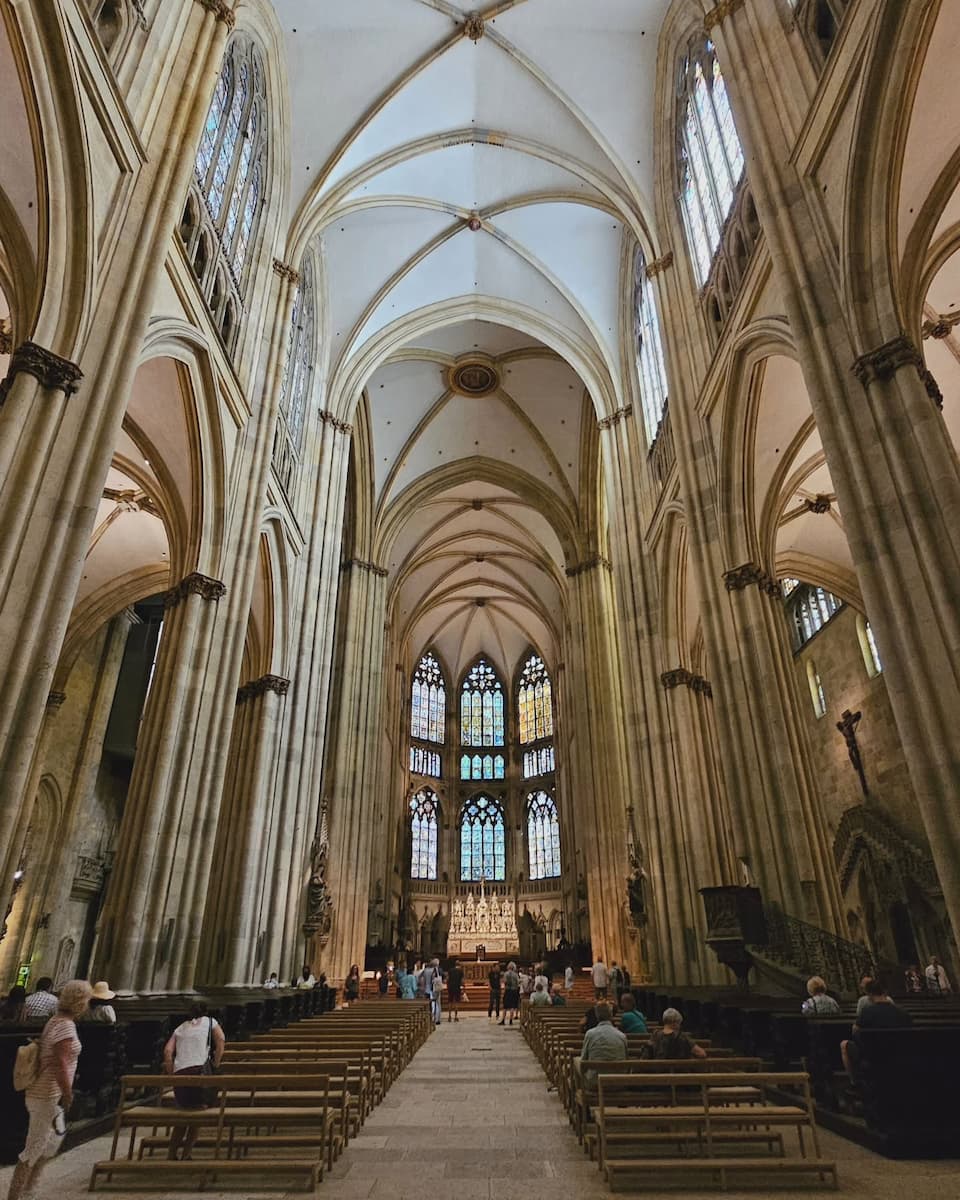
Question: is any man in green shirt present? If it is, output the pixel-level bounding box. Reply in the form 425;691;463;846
618;992;647;1033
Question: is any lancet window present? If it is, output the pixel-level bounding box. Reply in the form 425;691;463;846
460;794;505;881
273;255;317;494
518;653;554;781
634;250;671;446
180;36;267;352
410;789;439;880
677;40;745;287
410;652;445;780
460;659;504;780
527;791;561;880
786;582;843;650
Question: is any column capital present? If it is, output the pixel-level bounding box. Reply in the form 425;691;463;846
272;258;300;284
163;571;227;609
341;557;389;578
565;553;612;578
852;333;943;409
0;341;84;406
645;251;674;278
598;405;633;431
196;0;236;27
236;674;291;704
723;562;782;598
660;668;713;699
319;410;353;435
704;0;746;32
46;691;67;710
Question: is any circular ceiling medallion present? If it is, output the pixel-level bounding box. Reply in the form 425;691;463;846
449;359;499;397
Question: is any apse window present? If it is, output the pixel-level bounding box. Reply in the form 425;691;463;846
677;40;745;286
410;651;445;779
518;652;555;780
410;789;439;880
527;791;561;880
460;794;506;881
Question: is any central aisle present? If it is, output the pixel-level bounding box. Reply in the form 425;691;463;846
328;1013;605;1199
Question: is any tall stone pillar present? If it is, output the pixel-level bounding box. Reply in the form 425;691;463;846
198;674;290;985
95;572;230;991
706;0;960;943
0;0;232;892
563;554;634;973
322;558;389;981
260;416;352;981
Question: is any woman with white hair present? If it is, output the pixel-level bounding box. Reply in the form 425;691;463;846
801;976;841;1015
8;979;92;1200
643;1008;707;1060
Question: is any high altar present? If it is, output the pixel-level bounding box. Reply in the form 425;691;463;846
447;881;518;956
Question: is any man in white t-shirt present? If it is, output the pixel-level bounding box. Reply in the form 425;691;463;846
925;956;952;994
296;964;316;989
565;964;575;992
591;958;609;1000
263;973;279;989
24;978;59;1021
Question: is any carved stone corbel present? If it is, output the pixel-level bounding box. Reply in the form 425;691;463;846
236;674;291;705
163;571;227;609
196;0;236;27
272;258;301;285
852;334;943;410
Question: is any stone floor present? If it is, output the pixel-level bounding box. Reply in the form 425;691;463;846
2;1013;958;1199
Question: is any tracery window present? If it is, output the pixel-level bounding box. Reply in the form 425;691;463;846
527;791;561;881
677;40;745;287
785;582;843;650
179;36;267;351
460;794;505;881
633;250;671;446
460;659;504;747
410;789;439;880
409;651;445;780
517;652;554;780
272;255;317;494
460;753;505;782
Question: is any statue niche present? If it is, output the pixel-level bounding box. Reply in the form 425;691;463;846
303;800;333;948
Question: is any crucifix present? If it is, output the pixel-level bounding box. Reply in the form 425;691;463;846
836;708;868;797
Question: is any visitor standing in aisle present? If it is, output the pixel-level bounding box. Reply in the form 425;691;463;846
488;963;502;1020
431;963;444;1025
500;961;520;1026
447;959;465;1021
565;963;575;994
591;956;608;999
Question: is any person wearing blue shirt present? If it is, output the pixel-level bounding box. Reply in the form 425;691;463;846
399;969;417;1000
618;992;647;1033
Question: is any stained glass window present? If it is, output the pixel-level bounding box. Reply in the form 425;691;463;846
785;582;843;650
276;255;317;456
411;653;445;743
633;251;671;447
527;791;561;880
522;746;555;779
460;659;504;747
517;653;553;743
677;40;745;286
460;795;505;881
191;35;267;307
410;746;441;778
460;753;504;781
410;789;439;880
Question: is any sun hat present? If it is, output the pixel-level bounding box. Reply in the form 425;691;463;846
91;981;116;1000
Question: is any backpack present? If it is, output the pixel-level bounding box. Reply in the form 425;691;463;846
13;1038;40;1091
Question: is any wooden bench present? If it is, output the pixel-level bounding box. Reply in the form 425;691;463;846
596;1071;837;1190
90;1072;342;1191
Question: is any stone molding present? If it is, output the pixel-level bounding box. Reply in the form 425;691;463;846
723;562;781;597
236;674;290;705
319;410;353;435
852;334;943;409
463;13;484;41
565;553;612;578
598;405;633;431
46;691;67;710
272;258;300;284
645;251;674;278
704;0;746;31
660;667;713;698
0;341;84;405
196;0;236;27
341;558;389;578
163;571;227;609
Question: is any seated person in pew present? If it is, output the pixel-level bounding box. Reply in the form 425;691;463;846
263;972;279;989
549;985;566;1007
163;1003;226;1161
841;980;912;1082
618;993;647;1033
530;983;551;1007
801;976;841;1016
643;1007;706;1060
581;1003;627;1082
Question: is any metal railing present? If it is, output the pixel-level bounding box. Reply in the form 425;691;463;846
759;901;873;996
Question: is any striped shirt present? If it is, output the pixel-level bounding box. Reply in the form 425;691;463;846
26;1014;80;1102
